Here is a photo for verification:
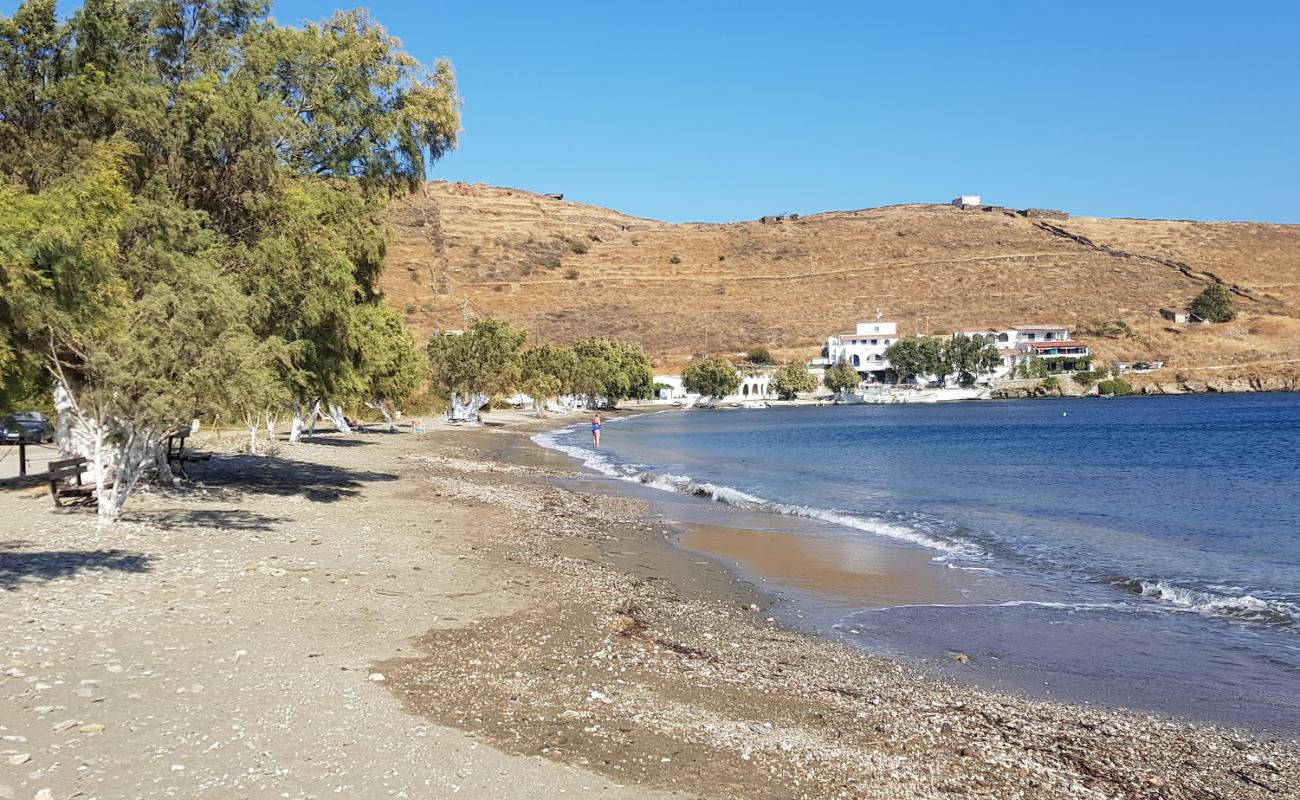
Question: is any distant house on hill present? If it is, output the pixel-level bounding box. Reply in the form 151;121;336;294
1160;307;1193;324
952;195;981;209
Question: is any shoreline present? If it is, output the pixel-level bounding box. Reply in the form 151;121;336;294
530;401;1300;734
1;417;1295;798
382;417;1298;798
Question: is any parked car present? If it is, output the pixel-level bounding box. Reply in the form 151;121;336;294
0;411;55;444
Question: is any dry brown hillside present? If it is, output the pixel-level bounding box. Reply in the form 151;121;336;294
382;182;1300;375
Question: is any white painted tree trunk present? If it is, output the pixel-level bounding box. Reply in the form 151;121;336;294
306;400;323;438
364;400;396;432
265;413;277;446
244;411;260;456
97;423;159;525
448;392;488;424
289;402;304;444
327;403;351;433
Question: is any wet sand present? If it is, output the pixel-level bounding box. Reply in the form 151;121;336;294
679;524;972;610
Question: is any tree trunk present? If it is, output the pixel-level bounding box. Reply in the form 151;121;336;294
364;400;397;432
306;399;323;438
327;403;351;433
448;392;489;423
244;411;259;455
289;402;304;443
96;422;158;525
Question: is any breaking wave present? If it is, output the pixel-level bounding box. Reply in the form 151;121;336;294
533;425;983;561
1109;578;1300;629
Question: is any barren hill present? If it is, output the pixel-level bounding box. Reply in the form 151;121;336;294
382;182;1300;379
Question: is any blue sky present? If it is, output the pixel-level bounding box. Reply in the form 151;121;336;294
14;1;1300;222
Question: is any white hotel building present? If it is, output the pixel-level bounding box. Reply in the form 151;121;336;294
823;319;899;384
955;324;1091;374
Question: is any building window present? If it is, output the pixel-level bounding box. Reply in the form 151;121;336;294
870;339;878;345
851;355;861;367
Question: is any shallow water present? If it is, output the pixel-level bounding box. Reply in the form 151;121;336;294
535;395;1300;731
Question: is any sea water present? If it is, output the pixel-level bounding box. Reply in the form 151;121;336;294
535;394;1300;731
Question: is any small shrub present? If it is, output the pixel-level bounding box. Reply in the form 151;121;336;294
669;255;682;264
718;255;726;261
571;240;589;255
1040;376;1059;390
746;346;773;365
1190;284;1236;322
1097;378;1132;396
545;257;561;270
564;267;579;280
1072;370;1101;387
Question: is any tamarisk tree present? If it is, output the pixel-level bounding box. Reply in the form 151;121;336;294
426;319;526;422
0;0;460;520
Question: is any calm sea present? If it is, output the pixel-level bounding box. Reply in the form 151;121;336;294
536;394;1300;731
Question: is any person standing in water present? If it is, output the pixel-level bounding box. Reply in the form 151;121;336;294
591;414;602;447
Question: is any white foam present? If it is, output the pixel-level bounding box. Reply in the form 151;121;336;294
1119;579;1300;627
532;428;984;561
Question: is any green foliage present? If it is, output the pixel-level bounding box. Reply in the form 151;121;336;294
822;361;861;394
570;338;654;406
1040;376;1059;390
1096;378;1132;396
682;357;741;399
884;336;941;381
426;319;526;402
0;0;462;421
1189;284;1236;323
942;335;1002;387
352;302;424;407
1072;369;1105;387
1010;357;1048;379
885;335;998;385
520;343;578;408
770;361;816;399
745;346;773;365
669;255;681;264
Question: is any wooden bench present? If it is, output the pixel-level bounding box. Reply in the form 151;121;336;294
165;428;211;479
48;457;95;508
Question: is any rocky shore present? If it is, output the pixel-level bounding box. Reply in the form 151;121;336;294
2;422;1296;799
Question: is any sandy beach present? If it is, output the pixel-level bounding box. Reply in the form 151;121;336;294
2;415;1297;799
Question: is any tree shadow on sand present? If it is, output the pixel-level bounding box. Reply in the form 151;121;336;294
122;508;286;532
1;540;152;590
187;452;398;503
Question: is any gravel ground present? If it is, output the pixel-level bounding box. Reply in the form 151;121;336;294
0;430;678;800
2;421;1296;800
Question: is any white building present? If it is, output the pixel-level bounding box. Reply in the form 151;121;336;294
654;371;775;404
955;324;1091;375
825;319;899;384
952;195;981;209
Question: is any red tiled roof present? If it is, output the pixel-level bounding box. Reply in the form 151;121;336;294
1012;324;1068;331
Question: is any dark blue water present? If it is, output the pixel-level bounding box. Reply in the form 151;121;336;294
536;394;1300;730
